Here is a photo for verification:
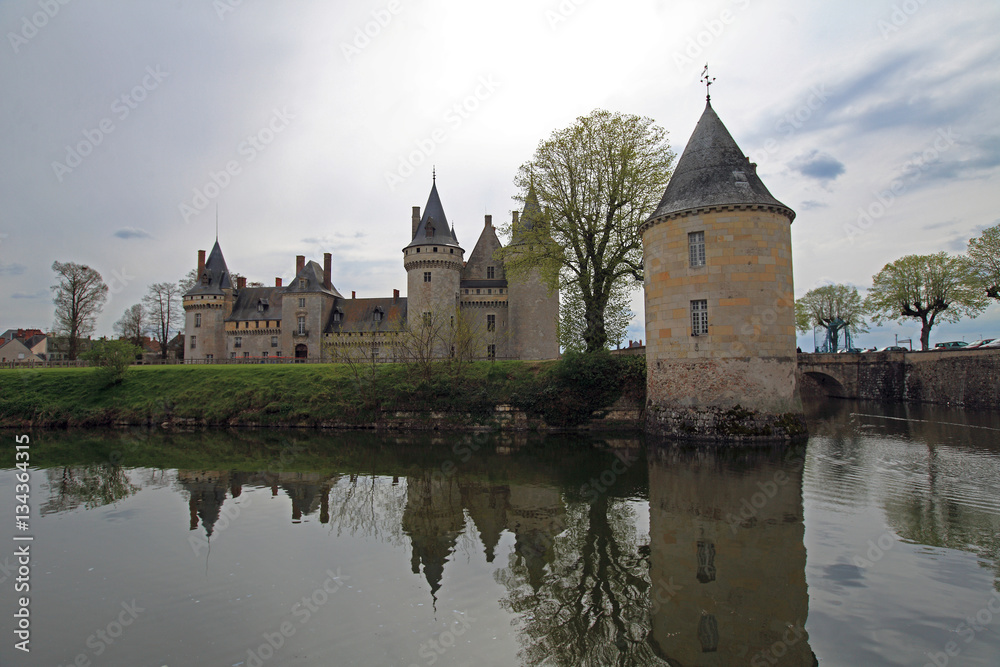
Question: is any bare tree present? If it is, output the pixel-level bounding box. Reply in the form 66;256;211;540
114;303;147;347
179;268;198;294
50;261;108;360
143;282;182;359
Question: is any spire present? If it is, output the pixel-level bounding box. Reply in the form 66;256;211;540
646;100;794;223
186;238;233;296
405;176;462;248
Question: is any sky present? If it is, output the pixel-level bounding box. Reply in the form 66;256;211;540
2;0;998;350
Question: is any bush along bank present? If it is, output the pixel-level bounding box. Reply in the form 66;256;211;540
0;352;646;431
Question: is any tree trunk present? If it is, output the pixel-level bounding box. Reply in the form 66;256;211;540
920;318;932;351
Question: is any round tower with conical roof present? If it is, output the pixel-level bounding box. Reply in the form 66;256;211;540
183;239;234;363
403;177;464;340
640;97;805;440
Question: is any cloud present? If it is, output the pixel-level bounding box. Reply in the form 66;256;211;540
800;200;828;210
790;151;845;182
114;227;153;240
0;262;26;276
11;290;48;300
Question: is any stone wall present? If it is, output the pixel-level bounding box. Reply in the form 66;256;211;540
798;349;1000;410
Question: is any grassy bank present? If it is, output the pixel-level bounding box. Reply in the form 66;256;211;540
0;353;645;429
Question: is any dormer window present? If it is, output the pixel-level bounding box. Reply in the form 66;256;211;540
201;272;210;286
373;307;384;323
487;266;495;279
299;279;306;289
333;309;343;323
426;219;435;238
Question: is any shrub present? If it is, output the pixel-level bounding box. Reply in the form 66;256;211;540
83;340;142;387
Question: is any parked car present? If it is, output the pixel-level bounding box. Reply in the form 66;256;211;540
965;338;995;349
877;345;908;352
837;347;863;354
934;341;969;349
980;338;1000;349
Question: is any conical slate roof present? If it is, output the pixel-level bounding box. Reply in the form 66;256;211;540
406;179;462;249
186;239;233;296
511;181;543;246
647;100;794;223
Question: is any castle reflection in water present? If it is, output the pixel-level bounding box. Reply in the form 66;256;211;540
111;437;813;666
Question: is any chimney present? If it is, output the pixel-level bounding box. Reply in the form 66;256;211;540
393;289;399;302
275;277;282;287
512;211;519;225
295;255;305;275
351;291;356;299
237;276;247;289
412;206;421;238
485;214;492;228
323;253;332;290
197;250;206;276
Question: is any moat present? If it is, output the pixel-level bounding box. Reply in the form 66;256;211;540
2;400;998;666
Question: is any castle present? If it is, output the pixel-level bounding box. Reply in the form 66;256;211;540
182;177;559;362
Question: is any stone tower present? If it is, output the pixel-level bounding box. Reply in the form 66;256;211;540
506;184;560;360
183;240;234;362
641;96;805;440
403;177;464;337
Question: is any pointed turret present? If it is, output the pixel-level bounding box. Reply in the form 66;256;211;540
511;181;543;246
186;240;233;296
646;100;794;225
405;179;462;249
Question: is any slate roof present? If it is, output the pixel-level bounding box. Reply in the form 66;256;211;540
647;100;794;223
405;180;462;249
326;296;407;333
225;287;284;322
283;260;342;297
511;181;543;245
186;240;233;296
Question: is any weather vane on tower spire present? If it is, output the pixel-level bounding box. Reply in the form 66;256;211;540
701;63;716;103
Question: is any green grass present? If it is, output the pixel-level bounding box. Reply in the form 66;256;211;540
0;355;645;429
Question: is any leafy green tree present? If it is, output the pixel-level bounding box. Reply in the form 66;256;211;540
795;284;868;351
559;279;633;352
863;253;987;350
85;339;142;386
50;261;108;360
497;109;675;353
967;223;1000;301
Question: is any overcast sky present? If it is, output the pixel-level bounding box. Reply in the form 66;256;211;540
2;0;998;349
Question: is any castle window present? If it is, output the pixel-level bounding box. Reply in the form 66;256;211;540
691;300;708;336
433;247;438;252
487;314;495;332
450;248;454;254
333;309;343;322
230;352;236;359
487;344;496;359
487;288;492;294
416;247;420;253
299;298;306;308
689;231;706;267
234;336;242;348
373;308;383;322
476;289;480;294
424;271;431;283
262;351;268;359
206;354;213;361
243;352;250;358
271;336;278;348
297;316;306;335
487;266;495;279
190;336;197;349
195;313;201;327
299;279;306;289
276;351;282;357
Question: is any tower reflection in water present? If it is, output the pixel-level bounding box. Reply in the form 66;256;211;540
647;446;817;666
